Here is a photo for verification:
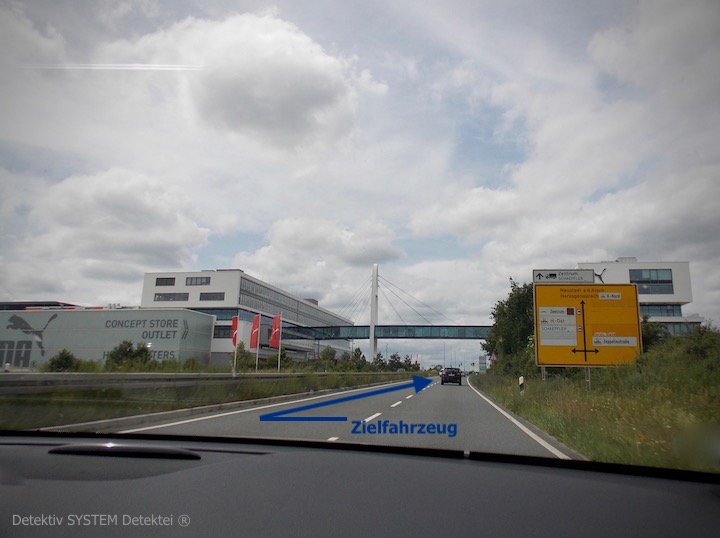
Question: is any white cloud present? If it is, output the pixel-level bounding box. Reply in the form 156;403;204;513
94;0;160;29
588;0;720;91
353;67;388;95
0;4;66;65
231;218;404;300
409;2;719;244
94;12;371;149
588;1;720;176
1;0;719;338
30;168;208;262
0;168;208;304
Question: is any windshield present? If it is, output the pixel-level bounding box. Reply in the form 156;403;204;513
1;1;718;475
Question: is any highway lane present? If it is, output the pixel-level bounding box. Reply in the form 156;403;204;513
119;376;575;459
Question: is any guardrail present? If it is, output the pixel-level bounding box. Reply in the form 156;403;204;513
0;372;412;395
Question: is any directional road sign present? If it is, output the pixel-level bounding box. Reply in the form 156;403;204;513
533;284;642;366
533;269;595;283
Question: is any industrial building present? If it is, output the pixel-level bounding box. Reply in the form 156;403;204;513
576;258;704;335
1;269;353;369
140;269;353;365
0;307;214;369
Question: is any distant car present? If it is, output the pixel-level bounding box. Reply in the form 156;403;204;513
441;367;462;385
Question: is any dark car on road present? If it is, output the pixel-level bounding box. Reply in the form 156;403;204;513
441;367;462;385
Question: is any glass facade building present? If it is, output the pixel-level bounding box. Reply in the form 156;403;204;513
141;270;353;364
577;258;704;335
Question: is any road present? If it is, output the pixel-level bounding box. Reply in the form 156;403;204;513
118;376;575;459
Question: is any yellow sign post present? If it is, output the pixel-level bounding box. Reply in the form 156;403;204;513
534;284;642;367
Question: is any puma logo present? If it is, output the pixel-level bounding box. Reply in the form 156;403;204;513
6;314;57;357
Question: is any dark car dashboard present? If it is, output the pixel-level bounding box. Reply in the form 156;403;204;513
1;431;718;537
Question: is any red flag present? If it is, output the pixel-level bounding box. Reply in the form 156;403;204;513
250;314;260;349
269;315;281;348
231;316;238;347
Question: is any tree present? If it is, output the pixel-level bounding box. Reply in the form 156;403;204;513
305;346;338;371
231;341;256;372
279;347;294;370
402;354;420;372
483;282;534;358
104;340;153;371
47;349;79;372
320;345;337;364
350;347;368;370
258;347;291;371
318;345;338;370
335;351;353;372
482;282;537;377
640;315;670;352
388;352;403;371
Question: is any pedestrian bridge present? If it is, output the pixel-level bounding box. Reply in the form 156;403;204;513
292;325;491;340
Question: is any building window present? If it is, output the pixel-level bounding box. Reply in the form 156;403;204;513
155;277;175;286
199;292;225;301
664;322;701;336
214;326;232;338
186;276;211;286
640;304;682;317
154;293;189;302
194;309;235;320
630;269;674;294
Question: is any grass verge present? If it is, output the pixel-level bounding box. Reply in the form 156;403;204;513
471;328;720;473
0;373;406;430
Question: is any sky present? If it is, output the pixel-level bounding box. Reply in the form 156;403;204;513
1;0;719;367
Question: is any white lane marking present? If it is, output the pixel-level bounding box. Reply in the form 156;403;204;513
327;437;340;442
466;381;571;460
119;381;405;433
363;412;382;423
390;401;402;408
405;395;413;400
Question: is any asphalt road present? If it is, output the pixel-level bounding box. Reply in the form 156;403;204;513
119;376;576;459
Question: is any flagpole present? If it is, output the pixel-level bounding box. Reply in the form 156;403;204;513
253;314;260;373
277;312;282;373
232;311;238;378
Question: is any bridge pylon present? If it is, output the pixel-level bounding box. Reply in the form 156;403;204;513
369;264;378;361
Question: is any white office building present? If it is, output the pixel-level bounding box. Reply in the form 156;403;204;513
576;258;704;335
140;269;353;365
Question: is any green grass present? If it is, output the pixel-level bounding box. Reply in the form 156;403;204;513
472;328;720;473
0;373;406;430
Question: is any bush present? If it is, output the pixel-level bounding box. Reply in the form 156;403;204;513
104;341;153;372
46;349;79;372
183;357;200;371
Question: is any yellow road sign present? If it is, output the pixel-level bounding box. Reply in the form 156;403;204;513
533;284;642;366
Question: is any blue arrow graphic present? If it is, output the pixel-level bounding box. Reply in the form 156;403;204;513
259;376;433;422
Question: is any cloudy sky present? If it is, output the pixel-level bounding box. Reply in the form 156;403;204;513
1;0;718;366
